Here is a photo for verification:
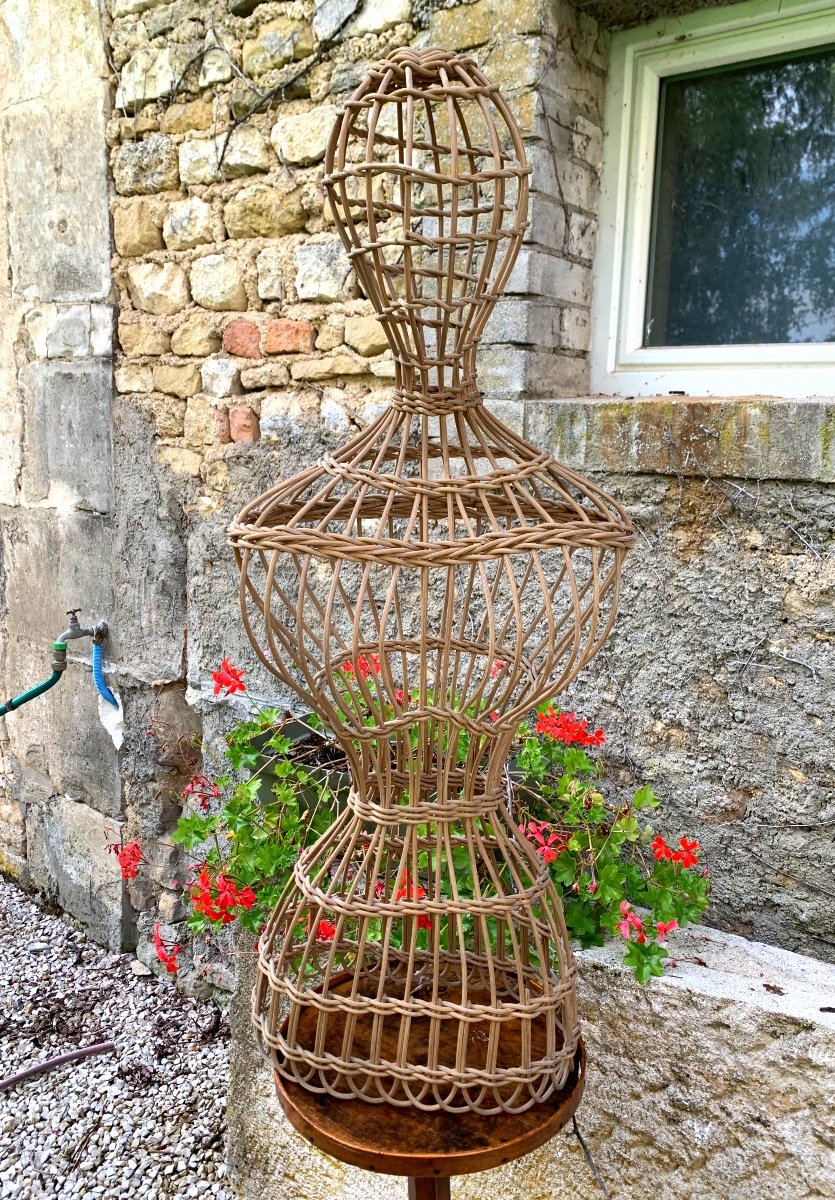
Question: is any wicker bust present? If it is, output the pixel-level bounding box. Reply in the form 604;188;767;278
229;47;635;1115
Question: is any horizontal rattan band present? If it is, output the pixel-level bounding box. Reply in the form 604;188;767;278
319;453;555;494
230;522;632;565
346;791;503;824
259;971;577;1024
389;390;482;415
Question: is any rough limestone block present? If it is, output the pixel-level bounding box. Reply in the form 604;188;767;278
223;185;306;239
256;246;287;301
126;261;190;315
344;0;410;36
290;353;367;380
226;926;835;1200
199;29;234;87
429;0;542;48
179;127;271;184
271;106;340;166
152;362;202;399
2;101;111;301
118;322;171;356
144;0;204;38
190;254;248;311
116;46;179;109
201;357;242;398
312;0;360;42
112;0;172;15
26;795;130;952
242;19;316;77
171;312;222;355
20;360;113;512
163;196;215;250
294;241;352;302
114;135;179;195
184;395;223;447
239;363;291;389
344;315;388;356
161;97;214;135
23;304;112;360
113;198;164;257
115;364;154;392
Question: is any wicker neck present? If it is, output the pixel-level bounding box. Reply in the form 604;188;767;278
389;385;482;415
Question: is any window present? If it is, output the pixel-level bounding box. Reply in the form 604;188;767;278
592;0;835;397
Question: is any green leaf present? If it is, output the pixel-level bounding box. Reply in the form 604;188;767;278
595;862;624;906
633;786;659;810
552;852;577;888
172;813;219;850
623;939;668;983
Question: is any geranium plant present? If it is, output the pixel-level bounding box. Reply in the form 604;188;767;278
119;660;709;984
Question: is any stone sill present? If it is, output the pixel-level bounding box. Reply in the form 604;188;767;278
507;395;835;483
578;921;835;1032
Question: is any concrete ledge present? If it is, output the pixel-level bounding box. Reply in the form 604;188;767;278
226;925;835;1199
518;396;835;482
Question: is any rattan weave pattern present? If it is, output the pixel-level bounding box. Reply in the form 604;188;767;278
228;47;635;1115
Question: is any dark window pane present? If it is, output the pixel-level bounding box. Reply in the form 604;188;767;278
645;47;835;346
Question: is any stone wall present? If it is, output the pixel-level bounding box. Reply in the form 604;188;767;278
0;0;127;945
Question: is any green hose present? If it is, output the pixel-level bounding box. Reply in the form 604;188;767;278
0;643;67;716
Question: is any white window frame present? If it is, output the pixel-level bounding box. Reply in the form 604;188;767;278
591;0;835;399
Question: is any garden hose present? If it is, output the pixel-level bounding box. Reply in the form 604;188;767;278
0;642;67;717
92;640;118;707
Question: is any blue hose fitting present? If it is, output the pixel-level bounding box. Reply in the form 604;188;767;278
92;641;118;707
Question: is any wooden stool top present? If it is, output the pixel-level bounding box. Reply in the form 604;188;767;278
274;1041;585;1179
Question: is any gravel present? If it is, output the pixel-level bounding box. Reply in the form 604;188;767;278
0;878;231;1200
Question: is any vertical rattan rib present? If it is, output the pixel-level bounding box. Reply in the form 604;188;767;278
228;47;635;1115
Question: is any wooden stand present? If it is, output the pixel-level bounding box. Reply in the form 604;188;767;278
274;1042;585;1198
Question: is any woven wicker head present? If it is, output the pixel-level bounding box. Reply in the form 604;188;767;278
228;48;635;1116
324;47;528;410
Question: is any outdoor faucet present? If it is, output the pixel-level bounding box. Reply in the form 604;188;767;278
0;608;117;717
57;609;95;643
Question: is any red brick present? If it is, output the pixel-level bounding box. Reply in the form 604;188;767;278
229;405;260;443
264;317;314;354
222;318;261;359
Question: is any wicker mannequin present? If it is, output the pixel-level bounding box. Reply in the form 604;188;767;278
229;48;634;1115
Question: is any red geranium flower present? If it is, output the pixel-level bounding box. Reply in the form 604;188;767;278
616;900;645;940
523;820;567;864
341;654;381;680
656;919;679;942
212;658;246;696
535;708;605;748
153;924;181;974
108;839;143;880
189;866;256;925
651;835;673;861
316;919;336;941
490;659;506;678
672;837;700;869
394;875;431;931
182;774;220;812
